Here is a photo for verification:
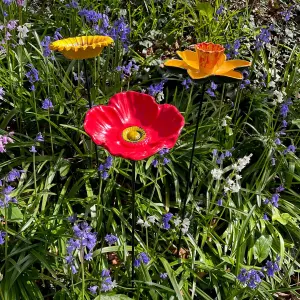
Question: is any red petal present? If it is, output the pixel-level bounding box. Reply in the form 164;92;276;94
83;106;122;146
108;91;159;127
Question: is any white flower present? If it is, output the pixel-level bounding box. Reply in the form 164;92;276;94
17;25;29;39
147;215;157;224
156;91;164;102
211;168;223;180
224;178;241;193
142;220;151;228
236;174;242;180
221;115;231;126
233;154;253;172
273;90;286;104
136;218;144;225
173;217;181;227
181;218;190;234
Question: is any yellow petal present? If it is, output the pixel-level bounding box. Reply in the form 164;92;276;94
216;60;251;75
177;50;199;70
218;70;243;80
164;59;188;69
187;69;211;80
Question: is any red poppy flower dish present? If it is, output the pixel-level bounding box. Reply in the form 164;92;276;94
84;91;185;161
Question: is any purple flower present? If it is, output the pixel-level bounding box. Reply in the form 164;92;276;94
225;39;240;58
255;26;272;50
152;159;159;168
7;20;18;31
79;8;104;24
109;17;130;49
280;100;292;118
280;6;294;22
206;88;215;97
263;258;280;277
84;252;93;261
104;156;113;169
212;149;218;157
162;212;173;230
262;213;269;221
225;150;232;157
160;272;168;279
29;146;37;153
271;193;280;208
104;234;118;246
73;71;85;84
216;4;224;15
0;231;6;245
282;120;288;128
88;285;98;295
98;156;113;180
42;98;53;110
100;276;116;292
162;157;170;165
237;268;265;289
217;199;223;206
65;255;73;264
2;0;13;5
274;138;281;145
134;258;141;267
35;132;44;142
182;78;192;89
147;79;167;97
67;214;77;223
6;168;24;182
25;64;40;91
139;252;150;264
0;87;5;100
276;185;284;193
101;269;110;277
66;0;79;8
283;145;296;155
211;81;217;90
41;36;51;57
53;28;62;41
71;265;77;274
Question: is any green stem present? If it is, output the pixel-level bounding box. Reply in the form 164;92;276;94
48;109;54;156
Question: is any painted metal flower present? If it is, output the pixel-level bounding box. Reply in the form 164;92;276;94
164;42;251;80
50;36;113;60
84;91;184;161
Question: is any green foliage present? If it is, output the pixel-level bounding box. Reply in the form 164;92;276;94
0;0;299;299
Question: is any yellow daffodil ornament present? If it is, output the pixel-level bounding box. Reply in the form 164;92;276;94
164;42;251;80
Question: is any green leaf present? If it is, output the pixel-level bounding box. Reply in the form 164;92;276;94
197;2;214;21
94;295;132;300
1;206;23;222
272;210;293;225
253;235;272;263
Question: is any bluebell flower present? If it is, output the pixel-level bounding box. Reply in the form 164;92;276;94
217;199;223;206
6;20;18;31
237;268;264;289
225;39;240;58
84;252;93;261
140;252;150;264
276;185;284;193
280;100;292;118
35;132;44;142
101;269;110;277
206;88;215;97
263;257;280;277
0;231;6;245
0;87;5;100
98;156;113;179
42;98;54;110
41;36;51;57
182;78;192;89
109;17;131;49
274;138;281;145
283;145;296;155
78;9;103;23
216;4;224;15
255;26;272;50
147;79;167;97
6;168;24;182
262;213;269;221
3;11;8;17
162;212;173;230
104;234;118;246
160;273;168;279
280;6;294;21
151;159;159;168
270;193;279;207
67;214;77;223
53;28;62;41
71;265;77;274
224;150;232;157
212;149;218;157
271;157;276;166
25;64;40;91
73;71;85;84
162;157;170;165
282;120;288;128
134;258;141;267
29;146;37;153
88;285;98;295
66;0;79;8
0;185;17;208
2;0;13;5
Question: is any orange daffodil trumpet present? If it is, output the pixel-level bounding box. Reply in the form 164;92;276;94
164;42;251;80
50;35;114;60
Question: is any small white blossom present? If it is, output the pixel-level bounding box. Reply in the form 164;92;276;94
142;220;151;228
211;168;223;180
136;218;144;225
181;218;190;234
233;154;253;172
156;91;164;102
236;174;242;180
273;90;285;104
174;218;181;227
147;215;157;224
17;25;29;39
221;115;231;126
